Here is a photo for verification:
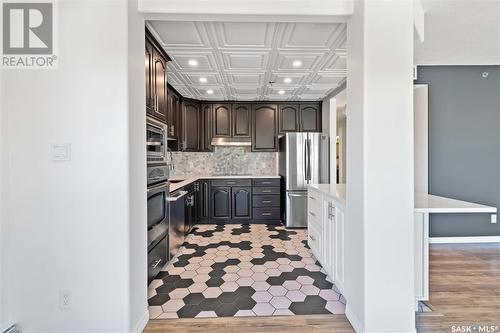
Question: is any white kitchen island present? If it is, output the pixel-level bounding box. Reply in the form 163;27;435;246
307;185;497;310
413;193;497;308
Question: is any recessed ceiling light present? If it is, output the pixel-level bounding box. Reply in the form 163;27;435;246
292;60;302;67
284;78;292;83
278;90;285;95
188;59;198;66
199;77;207;83
206;89;214;94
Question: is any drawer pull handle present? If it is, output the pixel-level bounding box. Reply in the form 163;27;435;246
262;190;271;193
309;196;316;200
262;181;271;184
227;182;236;185
262;212;272;216
309;235;316;241
151;259;162;269
262;200;272;204
309;212;316;217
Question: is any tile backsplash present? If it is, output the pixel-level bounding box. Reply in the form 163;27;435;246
170;147;277;177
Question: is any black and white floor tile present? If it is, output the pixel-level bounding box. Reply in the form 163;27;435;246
148;224;346;319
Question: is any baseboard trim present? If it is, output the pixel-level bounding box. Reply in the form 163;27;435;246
345;305;364;333
131;310;149;333
430;236;500;244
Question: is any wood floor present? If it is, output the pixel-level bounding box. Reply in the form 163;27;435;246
416;243;500;333
144;243;500;333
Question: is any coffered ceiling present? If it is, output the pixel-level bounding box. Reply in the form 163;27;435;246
146;21;347;101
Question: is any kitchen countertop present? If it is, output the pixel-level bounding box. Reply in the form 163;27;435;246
414;193;497;214
169;175;281;193
307;184;346;204
306;185;497;215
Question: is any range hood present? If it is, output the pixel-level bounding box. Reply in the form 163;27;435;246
211;137;252;146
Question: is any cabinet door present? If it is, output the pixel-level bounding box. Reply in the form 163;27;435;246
182;101;200;151
211;186;231;220
213;104;232;137
299;103;321;132
152;49;168;123
232;104;251;137
252;104;278;152
334;205;345;293
197;180;210;221
200;104;213;152
231;187;252;220
279;104;299;133
145;39;154;116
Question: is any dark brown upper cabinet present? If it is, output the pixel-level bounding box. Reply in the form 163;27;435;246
181;100;201;152
145;39;154;115
213;104;232;137
145;29;171;124
299;103;321;132
232;104;252;137
200;104;213;152
252;104;278;152
279;103;299;134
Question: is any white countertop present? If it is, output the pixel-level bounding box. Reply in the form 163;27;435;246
414;193;497;214
306;185;496;214
307;184;346;204
169;175;280;193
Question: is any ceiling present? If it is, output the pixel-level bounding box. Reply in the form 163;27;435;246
146;21;347;101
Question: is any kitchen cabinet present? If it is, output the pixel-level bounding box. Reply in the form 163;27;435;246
213;104;232;137
232;104;252;137
231;187;252;220
197;180;210;221
307;187;346;294
182;100;201;152
210;186;231;220
279;103;299;133
145;39;154;115
200;104;213;152
252;104;278;152
299;103;321;132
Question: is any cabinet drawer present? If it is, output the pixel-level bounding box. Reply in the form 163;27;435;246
253;195;280;207
307;191;322;216
253;187;280;195
148;236;168;284
211;179;251;187
253;207;280;220
253;178;280;187
308;223;321;257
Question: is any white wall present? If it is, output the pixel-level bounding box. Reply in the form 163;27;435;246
0;54;11;332
415;0;500;65
346;1;415;332
127;0;149;330
2;1;147;332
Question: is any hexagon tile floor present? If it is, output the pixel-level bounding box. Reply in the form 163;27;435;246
148;224;346;319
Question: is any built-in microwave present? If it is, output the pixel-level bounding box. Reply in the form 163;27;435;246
146;117;166;163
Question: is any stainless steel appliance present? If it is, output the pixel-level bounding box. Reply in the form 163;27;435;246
167;189;188;259
184;182;196;234
147;117;167;163
147;163;170;283
278;132;329;228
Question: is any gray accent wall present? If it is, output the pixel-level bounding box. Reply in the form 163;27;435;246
416;66;500;237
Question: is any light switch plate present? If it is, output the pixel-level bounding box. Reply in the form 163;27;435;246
52;143;71;161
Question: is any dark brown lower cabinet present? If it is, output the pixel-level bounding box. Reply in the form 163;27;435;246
231;187;252;220
210;186;231;220
197;180;210;221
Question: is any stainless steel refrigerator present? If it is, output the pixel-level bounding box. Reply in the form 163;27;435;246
279;133;329;228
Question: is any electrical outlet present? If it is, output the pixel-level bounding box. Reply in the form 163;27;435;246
491;214;497;224
59;289;71;310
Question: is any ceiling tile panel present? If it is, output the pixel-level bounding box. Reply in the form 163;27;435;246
148;20;347;101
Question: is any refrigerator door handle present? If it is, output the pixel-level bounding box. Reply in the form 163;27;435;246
306;138;311;182
303;139;307;184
